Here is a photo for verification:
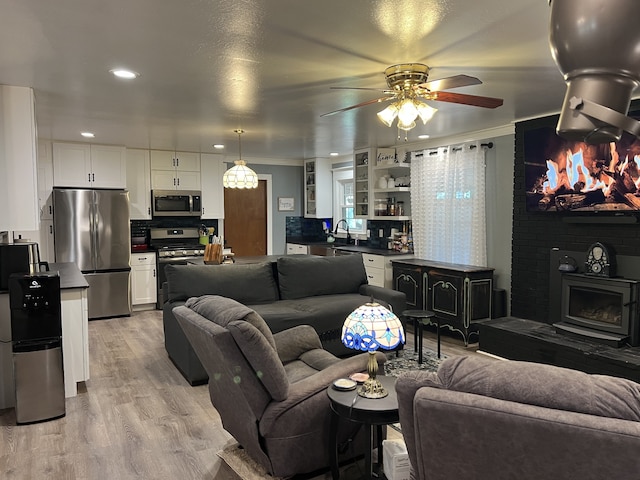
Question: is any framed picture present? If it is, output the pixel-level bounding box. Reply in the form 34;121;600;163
278;197;295;211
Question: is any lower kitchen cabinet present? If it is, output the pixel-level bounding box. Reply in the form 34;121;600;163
131;252;157;309
286;243;308;254
392;259;494;345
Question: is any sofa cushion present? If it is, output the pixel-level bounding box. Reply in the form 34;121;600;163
166;262;279;304
437;356;640;422
277;254;367;300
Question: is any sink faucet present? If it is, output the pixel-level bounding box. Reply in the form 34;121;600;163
334;219;352;244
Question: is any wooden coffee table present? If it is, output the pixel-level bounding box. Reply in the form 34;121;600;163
327;375;399;480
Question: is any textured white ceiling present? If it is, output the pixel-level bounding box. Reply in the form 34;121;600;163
0;0;567;160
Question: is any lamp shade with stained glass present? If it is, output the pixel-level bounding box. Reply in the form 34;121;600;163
341;301;405;398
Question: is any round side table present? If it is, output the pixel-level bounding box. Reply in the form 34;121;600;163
402;309;440;362
327;375;399;480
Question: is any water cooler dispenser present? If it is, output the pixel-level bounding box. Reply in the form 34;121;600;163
9;271;65;424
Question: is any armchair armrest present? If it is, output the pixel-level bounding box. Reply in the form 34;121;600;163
274;325;324;364
260;351;386;434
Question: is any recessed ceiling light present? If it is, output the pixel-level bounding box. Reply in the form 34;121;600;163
110;68;139;79
213;144;225;149
81;132;95;138
330;152;339;156
418;134;430;139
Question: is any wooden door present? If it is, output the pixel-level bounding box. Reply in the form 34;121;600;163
223;180;267;256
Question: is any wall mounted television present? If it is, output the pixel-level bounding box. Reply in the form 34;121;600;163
524;110;640;214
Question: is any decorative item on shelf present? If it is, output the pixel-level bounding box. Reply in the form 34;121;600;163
558;255;578;272
584;242;615;277
378;175;388;189
341;301;405;399
395;176;410;187
223;129;259;189
387;177;395;188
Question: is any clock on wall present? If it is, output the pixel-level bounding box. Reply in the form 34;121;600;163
584;242;616;277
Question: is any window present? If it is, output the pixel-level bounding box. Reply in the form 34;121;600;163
333;169;365;234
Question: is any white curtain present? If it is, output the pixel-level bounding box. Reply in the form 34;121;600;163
410;141;487;266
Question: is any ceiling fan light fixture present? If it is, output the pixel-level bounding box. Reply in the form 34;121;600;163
397;119;416;131
397;98;419;126
377;104;399;127
416;102;437;124
223;129;258;189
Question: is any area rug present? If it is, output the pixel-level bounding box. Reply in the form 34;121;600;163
384;346;444;378
217;443;284;480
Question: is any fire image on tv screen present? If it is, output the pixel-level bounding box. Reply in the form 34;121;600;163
525;113;640;213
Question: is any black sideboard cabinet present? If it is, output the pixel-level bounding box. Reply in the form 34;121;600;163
392;258;494;345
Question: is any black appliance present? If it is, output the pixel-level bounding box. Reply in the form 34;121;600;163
150;227;205;309
0;242;49;290
152;190;202;217
9;271;65;424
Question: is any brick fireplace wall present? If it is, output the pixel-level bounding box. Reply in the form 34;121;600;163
512;113;640;323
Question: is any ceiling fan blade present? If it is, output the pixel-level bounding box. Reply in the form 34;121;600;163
330;86;393;93
320;96;393;117
418;74;482;92
430;91;504;108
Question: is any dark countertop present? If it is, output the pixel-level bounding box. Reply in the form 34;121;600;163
187;255;285;266
0;262;89;293
390;257;494;273
333;245;414;256
48;262;90;289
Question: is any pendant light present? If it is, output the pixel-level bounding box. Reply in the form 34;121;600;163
223;129;259;189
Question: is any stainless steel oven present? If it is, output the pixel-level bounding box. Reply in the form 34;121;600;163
151;190;201;217
150;228;205;309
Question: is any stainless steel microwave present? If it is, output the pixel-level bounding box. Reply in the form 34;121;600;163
151;190;202;217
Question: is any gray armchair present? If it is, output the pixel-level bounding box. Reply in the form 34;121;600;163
173;294;386;478
396;355;640;480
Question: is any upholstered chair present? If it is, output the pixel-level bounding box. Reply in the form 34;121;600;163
173;294;386;478
396;355;640;480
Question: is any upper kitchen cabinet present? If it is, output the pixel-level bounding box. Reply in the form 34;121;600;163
150;150;200;190
353;148;372;219
304;158;332;218
0;86;39;231
200;153;224;219
126;149;152;220
371;148;411;220
52;143;126;188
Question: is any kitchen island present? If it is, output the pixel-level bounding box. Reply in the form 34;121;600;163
0;262;89;409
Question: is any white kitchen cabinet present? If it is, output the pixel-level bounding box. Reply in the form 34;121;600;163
37;140;54;220
0;86;39;232
39;219;55;263
286;243;309;254
304;158;332;218
353;148;372;219
131;253;157;308
362;252;414;289
61;287;90;397
150;150;201;190
126;149;152;220
200;153;225;219
52;142;126;188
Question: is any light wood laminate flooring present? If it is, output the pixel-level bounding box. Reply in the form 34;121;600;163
0;310;484;480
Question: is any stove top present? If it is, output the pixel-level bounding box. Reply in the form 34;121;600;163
150;227;205;257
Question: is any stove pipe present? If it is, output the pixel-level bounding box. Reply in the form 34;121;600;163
549;0;640;143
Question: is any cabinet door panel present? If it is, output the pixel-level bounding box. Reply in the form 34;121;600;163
151;170;178;190
176;171;200;190
90;145;126;188
126;149;151;219
393;265;423;309
53;143;91;187
150;150;175;170
174;151;200;171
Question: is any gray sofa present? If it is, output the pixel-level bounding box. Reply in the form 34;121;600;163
163;254;406;385
396;355;640;480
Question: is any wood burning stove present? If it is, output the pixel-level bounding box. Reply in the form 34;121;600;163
554;273;640;347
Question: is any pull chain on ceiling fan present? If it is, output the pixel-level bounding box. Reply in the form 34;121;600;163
321;63;504;139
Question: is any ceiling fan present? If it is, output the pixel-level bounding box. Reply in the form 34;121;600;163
320;63;504;134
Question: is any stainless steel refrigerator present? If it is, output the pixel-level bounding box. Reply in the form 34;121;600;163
53;188;131;319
